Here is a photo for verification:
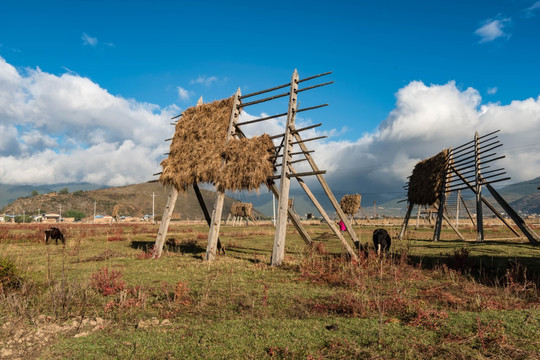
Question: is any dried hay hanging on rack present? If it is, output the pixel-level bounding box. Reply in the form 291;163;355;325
159;97;274;192
220;134;274;192
112;204;120;218
407;149;451;206
340;194;361;216
230;202;253;217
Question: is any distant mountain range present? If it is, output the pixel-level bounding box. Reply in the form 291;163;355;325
0;183;105;210
231;177;540;218
1;182;253;220
1;177;539;219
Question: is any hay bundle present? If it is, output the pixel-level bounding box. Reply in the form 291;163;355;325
159;97;274;192
230;202;253;217
112;204;120;218
407;149;451;205
219;134;274;192
340;194;361;216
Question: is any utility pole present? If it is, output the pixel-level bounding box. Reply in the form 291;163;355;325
373;201;377;225
93;201;96;224
151;192;156;224
59;205;62;222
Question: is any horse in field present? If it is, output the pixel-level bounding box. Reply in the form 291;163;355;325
372;228;391;255
45;227;65;245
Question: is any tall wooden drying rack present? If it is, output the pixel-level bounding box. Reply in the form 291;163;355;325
153;70;360;265
399;130;539;245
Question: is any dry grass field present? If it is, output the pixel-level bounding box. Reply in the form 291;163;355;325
0;221;539;359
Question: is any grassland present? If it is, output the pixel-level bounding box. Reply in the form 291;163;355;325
0;221;539;359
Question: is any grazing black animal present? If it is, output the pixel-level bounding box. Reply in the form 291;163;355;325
45;227;65;245
372;228;391;255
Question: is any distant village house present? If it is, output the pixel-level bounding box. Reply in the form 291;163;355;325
43;213;61;223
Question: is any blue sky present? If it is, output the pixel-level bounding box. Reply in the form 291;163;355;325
2;1;539;136
1;1;540;199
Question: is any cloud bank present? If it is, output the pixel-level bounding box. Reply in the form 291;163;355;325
1;56;539;198
0;57;176;186
309;81;540;196
240;81;540;197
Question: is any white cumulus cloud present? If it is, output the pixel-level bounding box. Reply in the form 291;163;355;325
524;1;540;16
177;86;191;101
308;82;540;196
190;75;218;86
474;18;511;43
240;81;540;199
1;56;539;200
0;56;177;186
82;32;98;47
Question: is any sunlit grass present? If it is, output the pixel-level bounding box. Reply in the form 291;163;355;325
0;222;539;359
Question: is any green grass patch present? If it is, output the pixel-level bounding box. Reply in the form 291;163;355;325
0;222;539;359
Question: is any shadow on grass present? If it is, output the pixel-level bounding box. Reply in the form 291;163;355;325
130;239;206;255
404;240;540;288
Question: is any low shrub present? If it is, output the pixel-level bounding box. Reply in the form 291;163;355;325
90;267;126;296
0;256;23;292
107;235;124;242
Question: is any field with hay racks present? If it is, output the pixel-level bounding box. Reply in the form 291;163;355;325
1;221;539;359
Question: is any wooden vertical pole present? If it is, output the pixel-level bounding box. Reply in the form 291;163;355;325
152;185;178;259
432;200;445;241
193;183;224;254
153;96;205;259
268;182;312;245
455;190;460;228
416;205;421;228
451;166;518;235
474;132;484;242
272;193;276;226
432;150;450;242
206;89;241;261
271;70;299;266
399;203;414;240
433;203;465;240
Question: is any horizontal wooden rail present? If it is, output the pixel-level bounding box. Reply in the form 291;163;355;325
237;91;289;108
297;71;332;84
269;123;322;140
295;81;333;94
268;170;326;180
239;82;290;100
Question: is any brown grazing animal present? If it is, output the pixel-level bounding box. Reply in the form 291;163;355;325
372;228;391;255
45;227;65;245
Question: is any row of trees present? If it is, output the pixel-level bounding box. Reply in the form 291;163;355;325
30;188;84;197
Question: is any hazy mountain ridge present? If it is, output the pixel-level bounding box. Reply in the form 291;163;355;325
1;177;538;219
0;183;105;210
1;182;253;220
233;177;540;218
